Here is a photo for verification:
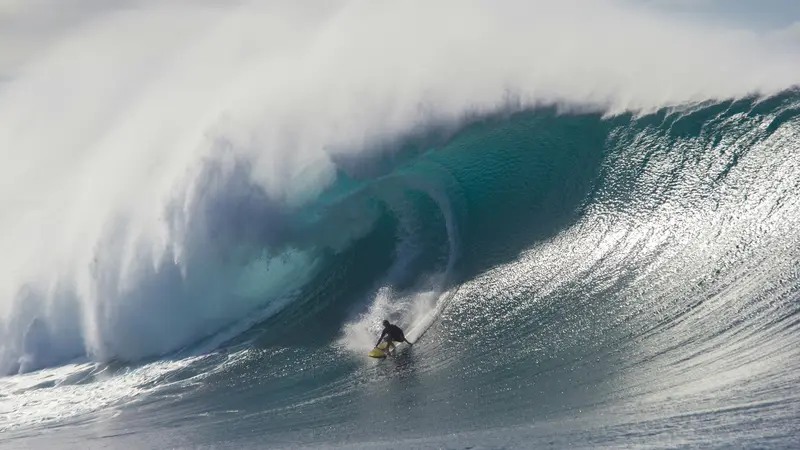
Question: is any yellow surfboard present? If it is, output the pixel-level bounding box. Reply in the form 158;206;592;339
368;341;400;358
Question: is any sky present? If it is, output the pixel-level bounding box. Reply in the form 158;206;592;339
641;0;800;45
640;0;800;29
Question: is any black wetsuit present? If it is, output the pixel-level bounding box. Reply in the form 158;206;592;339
378;324;406;346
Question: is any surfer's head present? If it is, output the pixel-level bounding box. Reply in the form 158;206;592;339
382;320;390;327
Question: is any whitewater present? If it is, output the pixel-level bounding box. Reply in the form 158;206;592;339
1;0;800;448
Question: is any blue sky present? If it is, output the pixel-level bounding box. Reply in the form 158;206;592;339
641;0;800;29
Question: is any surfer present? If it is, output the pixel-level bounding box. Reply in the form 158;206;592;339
376;320;412;350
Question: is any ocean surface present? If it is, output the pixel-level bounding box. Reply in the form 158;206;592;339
1;2;800;449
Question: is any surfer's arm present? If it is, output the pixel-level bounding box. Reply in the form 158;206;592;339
376;330;387;346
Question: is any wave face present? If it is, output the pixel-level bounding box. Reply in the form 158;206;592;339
1;1;800;448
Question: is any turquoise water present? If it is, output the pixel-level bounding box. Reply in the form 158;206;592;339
2;92;800;448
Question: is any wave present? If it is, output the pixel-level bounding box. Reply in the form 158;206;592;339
3;91;800;376
2;0;800;377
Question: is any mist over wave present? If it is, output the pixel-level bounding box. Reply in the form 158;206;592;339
1;0;799;377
